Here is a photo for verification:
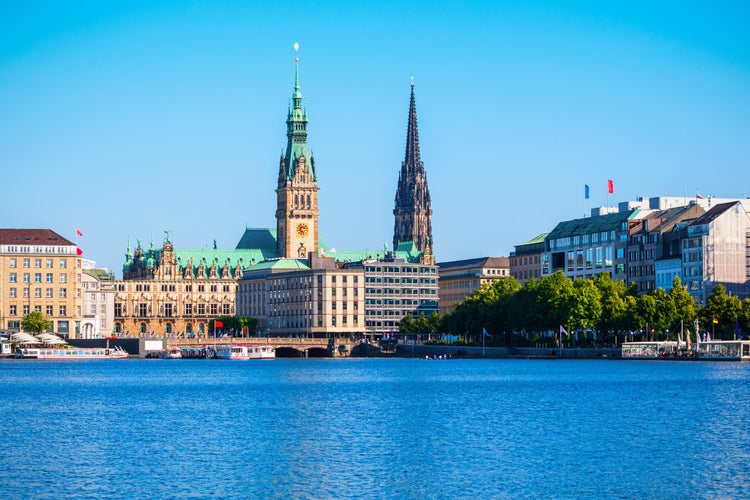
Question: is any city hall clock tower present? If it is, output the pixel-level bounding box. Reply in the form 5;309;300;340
276;44;319;259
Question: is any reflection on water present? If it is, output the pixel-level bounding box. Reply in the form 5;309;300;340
1;358;749;499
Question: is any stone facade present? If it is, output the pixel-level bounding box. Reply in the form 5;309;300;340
115;238;239;336
438;257;510;315
81;266;116;338
237;254;365;337
0;229;83;337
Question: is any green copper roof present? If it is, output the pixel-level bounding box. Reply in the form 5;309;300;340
518;233;548;246
322;240;423;264
244;258;310;272
284;54;315;180
547;209;639;240
235;228;279;257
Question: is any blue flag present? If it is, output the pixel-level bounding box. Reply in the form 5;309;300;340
584;184;590;199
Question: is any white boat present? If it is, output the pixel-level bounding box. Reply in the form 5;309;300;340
15;345;129;360
207;344;275;360
158;347;183;359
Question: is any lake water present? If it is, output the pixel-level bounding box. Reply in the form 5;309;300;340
1;358;749;499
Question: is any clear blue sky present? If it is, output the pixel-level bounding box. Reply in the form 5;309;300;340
2;1;749;277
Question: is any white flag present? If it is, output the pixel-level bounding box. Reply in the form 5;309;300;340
560;325;568;336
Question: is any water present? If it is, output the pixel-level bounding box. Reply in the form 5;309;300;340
1;358;749;499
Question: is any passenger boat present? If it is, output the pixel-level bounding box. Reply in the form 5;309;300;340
695;340;750;361
158;347;183;359
206;344;275;360
15;345;129;360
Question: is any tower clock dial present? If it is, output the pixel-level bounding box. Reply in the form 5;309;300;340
296;222;309;237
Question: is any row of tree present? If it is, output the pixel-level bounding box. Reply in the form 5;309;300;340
400;272;750;344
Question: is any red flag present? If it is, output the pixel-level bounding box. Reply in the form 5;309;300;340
76;229;83;236
712;317;718;324
76;248;83;256
215;320;224;328
607;179;614;194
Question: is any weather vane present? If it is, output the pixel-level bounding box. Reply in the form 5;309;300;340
411;75;414;87
294;42;299;62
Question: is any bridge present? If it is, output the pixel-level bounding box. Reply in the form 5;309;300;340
165;335;359;357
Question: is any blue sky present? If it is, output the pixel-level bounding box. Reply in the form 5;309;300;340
2;1;749;277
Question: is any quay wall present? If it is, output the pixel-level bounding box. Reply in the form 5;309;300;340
396;344;620;359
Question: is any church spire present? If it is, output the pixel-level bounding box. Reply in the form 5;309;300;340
393;80;433;256
404;77;421;172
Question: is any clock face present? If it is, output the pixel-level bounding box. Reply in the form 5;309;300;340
296;222;309;237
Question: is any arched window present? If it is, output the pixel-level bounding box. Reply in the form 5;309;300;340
165;323;172;334
140;323;147;334
114;323;121;333
186;323;192;333
306;194;311;208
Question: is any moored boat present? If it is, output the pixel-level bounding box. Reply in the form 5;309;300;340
158;347;183;359
15;345;129;360
206;344;275;360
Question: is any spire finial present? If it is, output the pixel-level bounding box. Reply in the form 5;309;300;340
410;75;414;88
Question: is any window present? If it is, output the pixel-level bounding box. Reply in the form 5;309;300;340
23;288;29;298
59;306;67;316
35;273;42;283
60;259;67;268
59;273;67;283
9;288;16;298
10;273;17;283
45;305;53;315
9;305;16;316
46;273;53;283
59;288;67;298
10;258;16;268
46;259;53;268
23;258;30;268
46;288;53;298
23;273;30;283
34;259;41;268
23;305;30;315
35;288;41;298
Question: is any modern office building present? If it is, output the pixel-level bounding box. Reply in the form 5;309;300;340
344;255;438;336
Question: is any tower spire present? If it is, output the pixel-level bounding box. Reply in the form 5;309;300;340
393;80;433;256
282;42;313;182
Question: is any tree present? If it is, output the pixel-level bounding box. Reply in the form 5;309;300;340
398;314;416;335
593;273;629;343
668;277;696;337
650;288;677;339
536;271;575;331
570;278;602;340
700;284;742;339
22;310;51;335
634;294;657;340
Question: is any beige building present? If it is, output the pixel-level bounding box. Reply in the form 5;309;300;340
437;257;510;315
0;229;83;337
237;254;365;337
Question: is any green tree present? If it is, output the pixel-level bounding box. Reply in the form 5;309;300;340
570;278;602;340
536;271;575;331
668;277;696;337
650;288;677;339
22;310;51;335
634;294;658;340
700;284;742;339
593;273;629;344
398;314;416;335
